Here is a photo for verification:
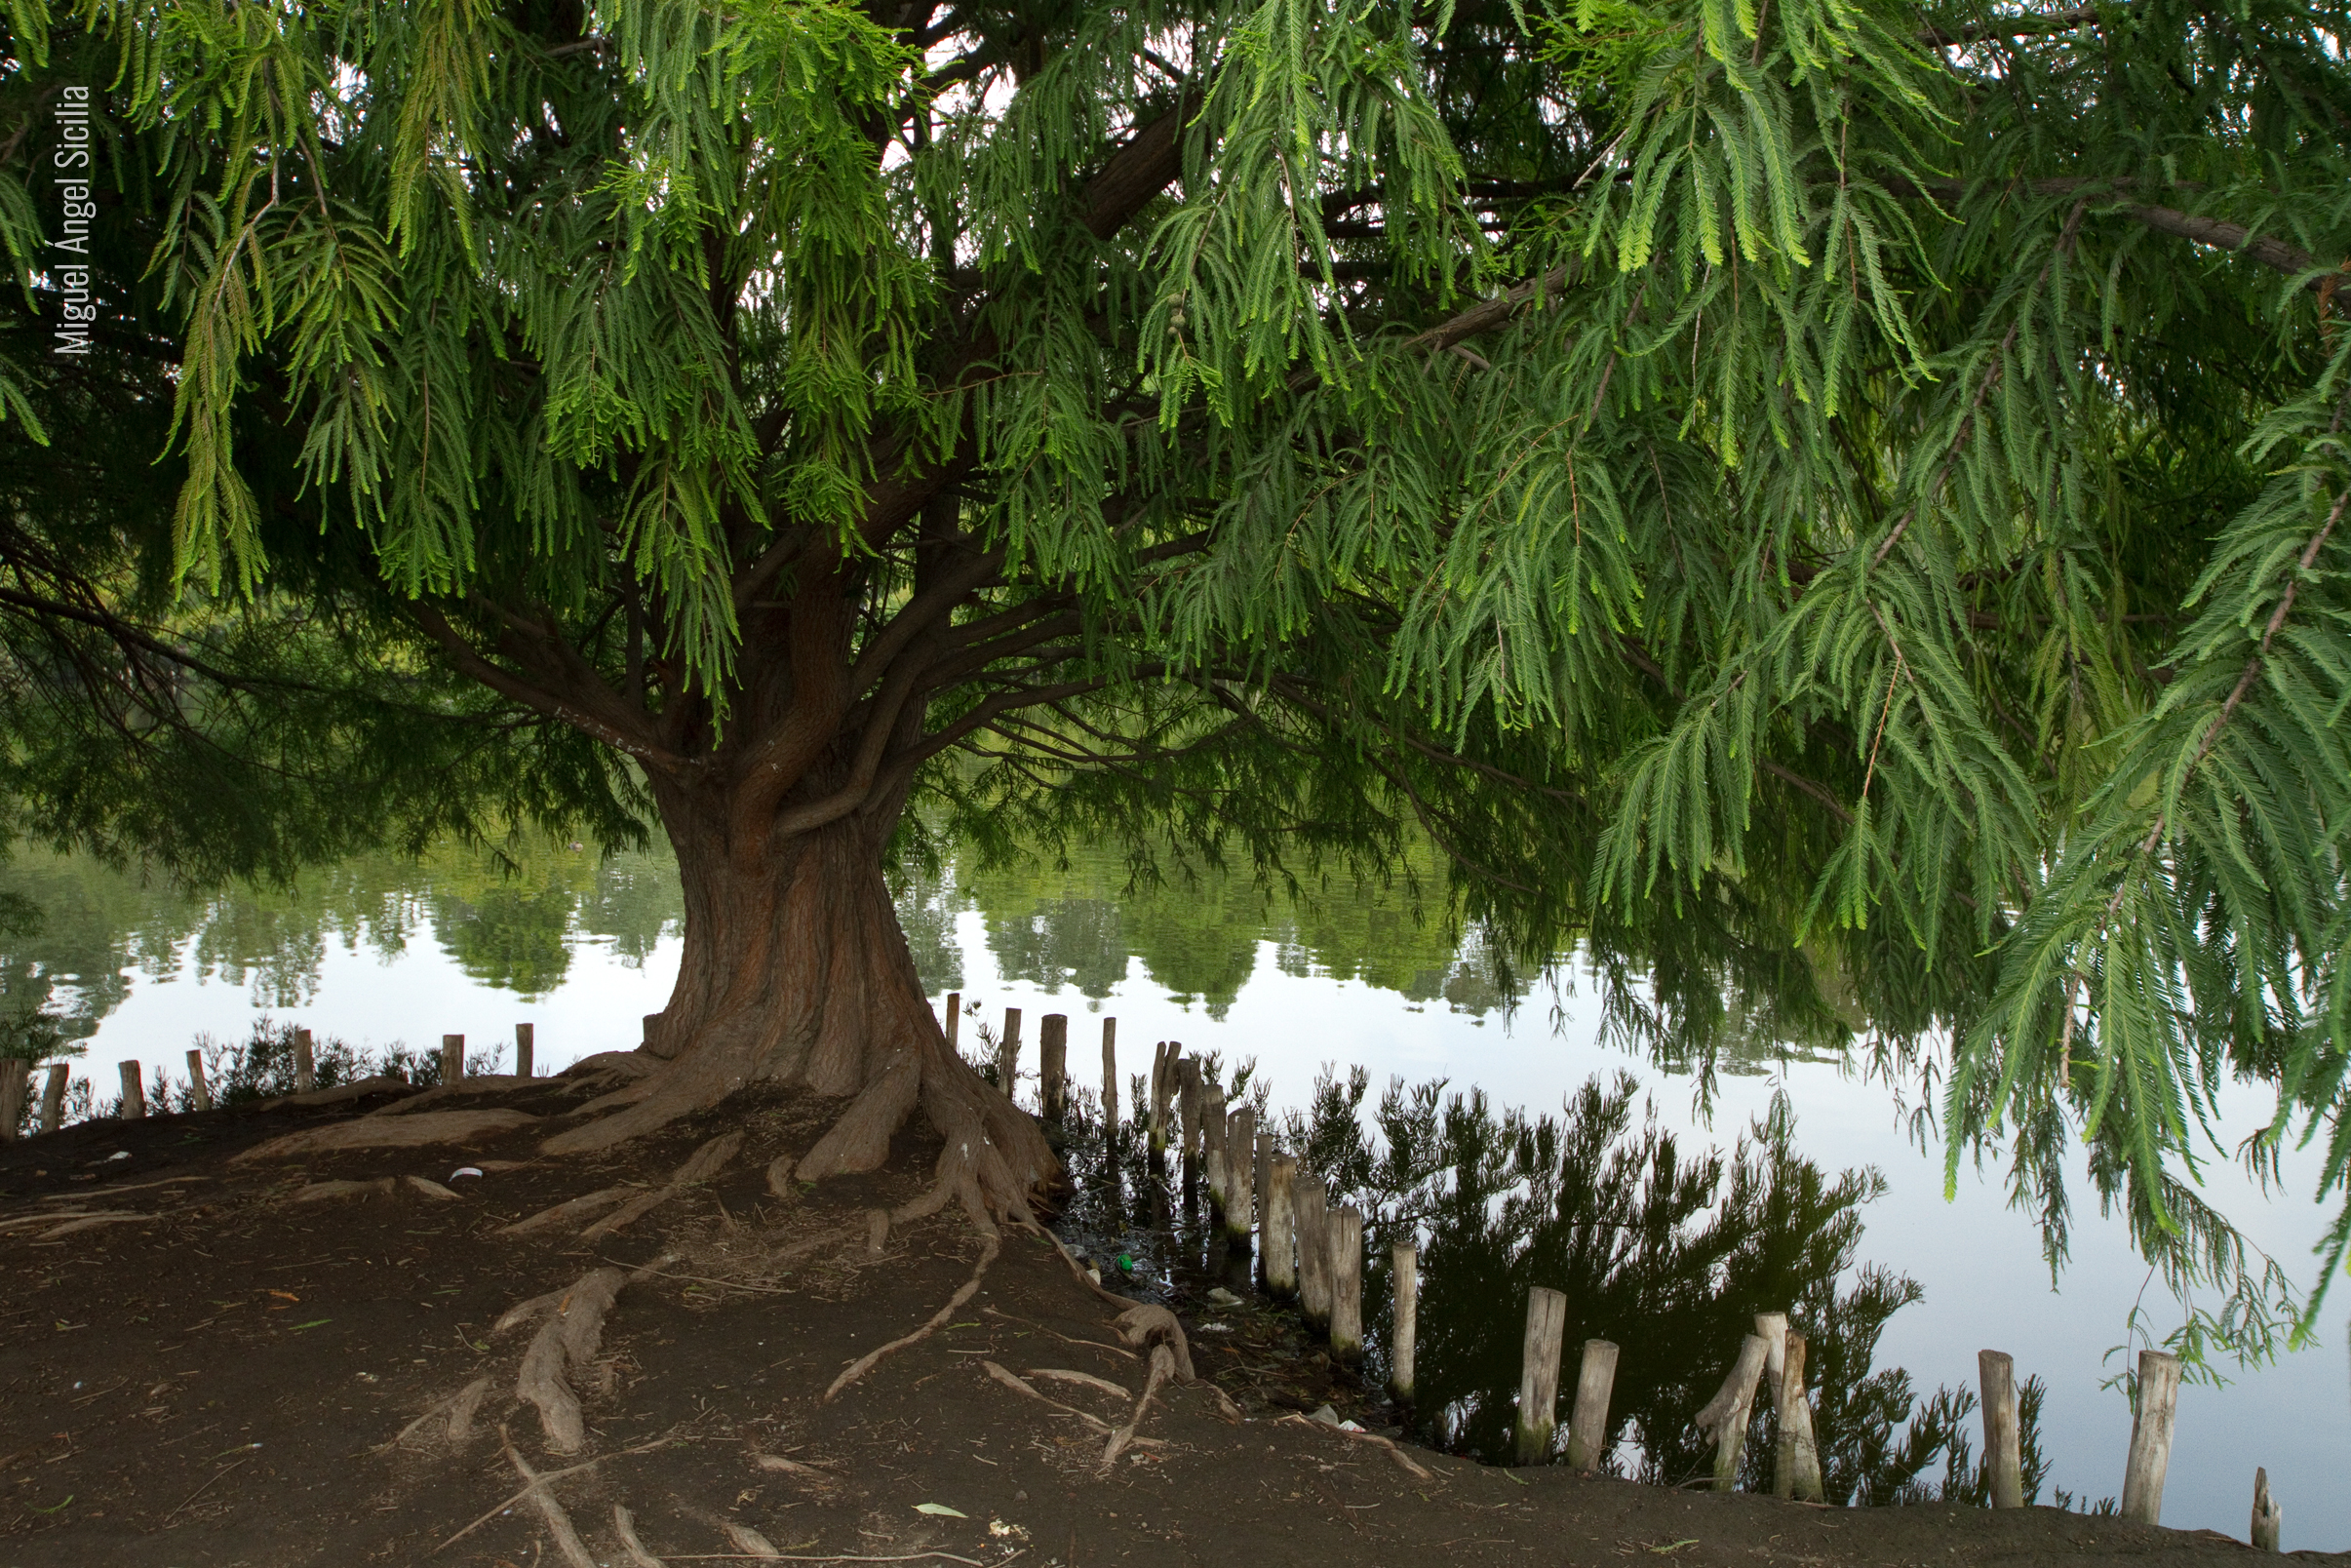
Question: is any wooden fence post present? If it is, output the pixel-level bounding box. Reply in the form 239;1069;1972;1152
186;1049;211;1113
294;1028;316;1093
1328;1205;1365;1362
1515;1286;1568;1466
1202;1084;1229;1213
1755;1312;1787;1389
38;1063;66;1133
1039;1013;1069;1121
515;1022;535;1079
1391;1240;1419;1404
2120;1350;2182;1525
1567;1339;1619;1471
1697;1333;1773;1491
1224;1107;1256;1246
1265;1154;1299;1300
944;993;960;1057
2251;1467;2281;1551
1775;1331;1824;1502
1254;1126;1273;1230
1979;1349;2022;1509
118;1060;145;1118
997;1008;1023;1100
0;1059;25;1141
1101;1018;1117;1133
1294;1174;1332;1327
442;1033;465;1084
642;1012;661;1050
1148;1042;1168;1153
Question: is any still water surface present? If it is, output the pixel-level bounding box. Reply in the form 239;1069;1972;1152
2;837;2343;1546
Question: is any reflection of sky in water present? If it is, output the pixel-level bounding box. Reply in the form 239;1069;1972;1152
7;845;2346;1547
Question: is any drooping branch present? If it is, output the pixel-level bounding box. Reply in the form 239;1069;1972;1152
408;603;689;773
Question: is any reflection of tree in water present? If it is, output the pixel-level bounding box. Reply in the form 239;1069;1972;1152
432;882;577;998
1285;1071;2050;1504
887;860;964;998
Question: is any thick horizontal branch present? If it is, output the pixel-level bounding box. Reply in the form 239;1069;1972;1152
409;603;688;773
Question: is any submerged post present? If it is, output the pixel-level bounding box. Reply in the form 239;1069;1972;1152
943;992;960;1057
0;1059;25;1141
1294;1173;1331;1327
294;1028;316;1094
997;1007;1023;1100
1225;1107;1256;1247
185;1049;211;1114
118;1060;145;1118
1149;1041;1171;1156
2120;1349;2182;1525
1391;1240;1419;1404
442;1033;465;1084
515;1022;535;1079
1698;1333;1772;1491
1178;1057;1204;1181
1515;1285;1568;1466
1265;1154;1299;1299
1567;1339;1620;1471
1979;1349;2023;1509
2252;1467;2281;1551
1775;1331;1824;1502
38;1063;66;1133
1328;1204;1365;1362
1254;1125;1273;1230
1039;1013;1069;1121
1101;1017;1117;1133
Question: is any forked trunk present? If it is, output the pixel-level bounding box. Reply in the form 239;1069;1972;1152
538;789;1054;1221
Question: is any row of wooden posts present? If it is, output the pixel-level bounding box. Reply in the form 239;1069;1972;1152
960;995;2282;1543
0;1023;540;1140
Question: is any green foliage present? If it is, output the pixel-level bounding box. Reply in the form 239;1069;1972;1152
3;0;2350;1348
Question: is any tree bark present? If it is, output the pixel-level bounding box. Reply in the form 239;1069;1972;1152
539;776;1054;1221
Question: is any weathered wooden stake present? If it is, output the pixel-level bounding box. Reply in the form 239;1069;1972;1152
1567;1339;1620;1471
1698;1333;1773;1491
1979;1349;2022;1509
1254;1126;1273;1229
1294;1174;1332;1326
185;1049;211;1114
1515;1285;1568;1466
642;1012;661;1049
1775;1330;1824;1502
1265;1154;1299;1299
118;1060;146;1118
1101;1018;1117;1132
1149;1041;1171;1154
1755;1311;1788;1388
943;992;960;1056
1177;1057;1205;1176
2119;1349;2182;1525
294;1028;316;1093
0;1058;26;1141
1039;1013;1069;1121
1328;1205;1365;1362
38;1063;66;1134
1202;1084;1230;1212
2251;1467;2281;1551
1224;1107;1256;1246
997;1007;1023;1100
515;1022;535;1079
442;1033;465;1084
1391;1240;1419;1403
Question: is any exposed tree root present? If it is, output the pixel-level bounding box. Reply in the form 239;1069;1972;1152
259;1075;415;1111
1111;1302;1195;1383
864;1209;890;1254
562;1050;660;1082
614;1504;666;1568
823;1234;999;1402
35;1213;159;1238
369;1075;537;1116
233;1110;538;1162
1025;1367;1130;1400
979;1306;1138;1361
281;1178;397;1204
500;1184;647;1235
979;1359;1112;1432
725;1521;785;1557
405;1175;462;1201
764;1154;801;1201
579;1132;743;1241
500;1430;600;1568
1278;1411;1436;1480
385;1374;494;1451
1099;1342;1176;1471
502;1266;627;1452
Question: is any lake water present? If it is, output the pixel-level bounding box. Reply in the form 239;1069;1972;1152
3;837;2344;1546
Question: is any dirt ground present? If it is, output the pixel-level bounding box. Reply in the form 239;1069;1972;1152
0;1068;2332;1568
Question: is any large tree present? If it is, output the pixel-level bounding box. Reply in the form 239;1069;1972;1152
4;0;2350;1321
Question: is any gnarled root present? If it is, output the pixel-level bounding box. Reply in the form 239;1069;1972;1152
822;1234;999;1402
579;1131;742;1241
1113;1302;1195;1383
385;1374;494;1451
499;1184;646;1236
501;1267;627;1453
501;1431;600;1568
1100;1342;1177;1471
613;1504;665;1568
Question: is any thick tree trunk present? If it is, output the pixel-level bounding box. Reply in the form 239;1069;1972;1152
539;786;1054;1222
